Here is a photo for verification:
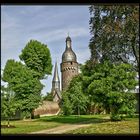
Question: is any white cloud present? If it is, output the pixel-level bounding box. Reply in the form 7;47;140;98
31;27;89;43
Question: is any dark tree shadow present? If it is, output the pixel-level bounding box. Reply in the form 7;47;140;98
37;115;110;124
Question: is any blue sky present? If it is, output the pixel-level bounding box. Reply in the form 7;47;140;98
1;5;91;95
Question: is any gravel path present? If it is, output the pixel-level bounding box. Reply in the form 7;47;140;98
30;123;91;134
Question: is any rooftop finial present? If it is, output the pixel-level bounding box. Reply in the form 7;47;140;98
66;32;71;41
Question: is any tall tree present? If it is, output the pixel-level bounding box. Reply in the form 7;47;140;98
19;40;52;79
84;61;137;120
61;75;89;115
61;91;74;115
89;5;139;70
2;59;43;118
2;40;53;118
1;85;19;127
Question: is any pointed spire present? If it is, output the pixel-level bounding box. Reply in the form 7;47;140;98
52;61;60;82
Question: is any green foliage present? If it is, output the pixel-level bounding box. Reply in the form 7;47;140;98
89;5;139;70
83;61;137;121
2;39;53;119
2;59;24;83
118;93;137;117
61;91;74;115
61;75;89;115
2;59;43;118
1;85;19;126
43;92;53;101
19;40;53;79
84;5;139;120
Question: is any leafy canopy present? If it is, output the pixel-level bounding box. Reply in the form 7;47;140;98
61;75;89;115
2;40;53;118
89;5;139;70
19;40;53;79
2;59;43;118
83;61;137;120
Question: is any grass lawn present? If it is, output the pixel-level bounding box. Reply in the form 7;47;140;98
1;114;139;135
1;120;60;134
67;117;139;135
1;114;107;134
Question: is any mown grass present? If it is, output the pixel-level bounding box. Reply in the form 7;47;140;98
1;114;107;134
1;114;139;135
67;117;139;135
1;120;60;134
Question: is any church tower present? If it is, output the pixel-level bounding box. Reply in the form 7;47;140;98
61;35;78;91
52;61;61;102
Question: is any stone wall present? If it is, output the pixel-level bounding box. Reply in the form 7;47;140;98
61;61;78;90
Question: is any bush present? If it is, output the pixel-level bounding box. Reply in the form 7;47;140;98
110;114;123;121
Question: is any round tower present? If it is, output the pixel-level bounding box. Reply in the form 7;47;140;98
61;36;78;91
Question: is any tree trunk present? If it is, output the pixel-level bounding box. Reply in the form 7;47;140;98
7;118;10;127
30;113;32;120
23;116;26;120
78;106;80;116
131;37;139;71
106;107;110;114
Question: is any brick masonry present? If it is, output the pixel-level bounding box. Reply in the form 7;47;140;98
61;61;78;91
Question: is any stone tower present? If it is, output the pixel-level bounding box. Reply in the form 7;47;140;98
52;61;61;102
61;35;78;91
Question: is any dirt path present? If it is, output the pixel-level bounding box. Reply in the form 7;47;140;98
30;123;91;134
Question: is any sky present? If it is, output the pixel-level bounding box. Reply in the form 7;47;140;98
1;5;91;95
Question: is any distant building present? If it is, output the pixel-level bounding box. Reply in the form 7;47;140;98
51;35;79;102
60;35;79;90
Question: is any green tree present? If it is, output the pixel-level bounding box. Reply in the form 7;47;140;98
84;61;137;120
61;75;89;115
2;59;43;118
43;92;53;101
2;40;53;119
89;5;139;70
1;85;19;127
61;91;74;115
19;40;53;79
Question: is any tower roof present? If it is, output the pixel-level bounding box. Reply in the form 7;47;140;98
52;61;60;82
62;36;77;62
62;49;77;62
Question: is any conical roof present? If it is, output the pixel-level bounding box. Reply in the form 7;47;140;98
52;61;60;82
